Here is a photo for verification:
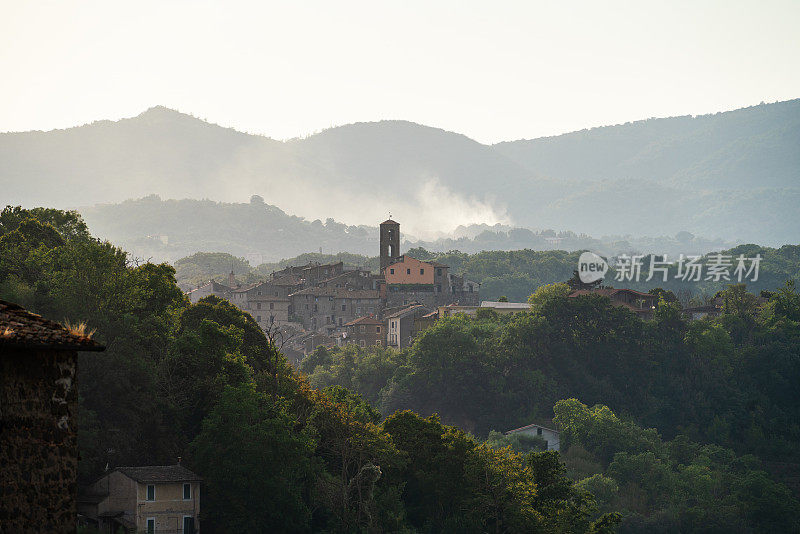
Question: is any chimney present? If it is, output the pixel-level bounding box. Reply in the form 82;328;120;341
177;456;182;465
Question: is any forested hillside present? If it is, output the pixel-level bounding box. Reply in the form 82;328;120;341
304;283;800;532
494;99;800;190
2;205;800;531
0;206;622;533
3;100;799;244
79;195;732;263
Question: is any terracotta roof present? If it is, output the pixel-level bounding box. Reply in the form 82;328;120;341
115;465;201;483
345;315;383;326
0;300;104;351
290;287;380;299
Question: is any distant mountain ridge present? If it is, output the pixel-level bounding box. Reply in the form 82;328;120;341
494;99;800;190
2;100;798;244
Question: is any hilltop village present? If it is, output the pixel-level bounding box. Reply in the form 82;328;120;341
187;219;482;358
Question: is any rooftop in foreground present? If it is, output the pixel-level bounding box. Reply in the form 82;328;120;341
0;300;104;351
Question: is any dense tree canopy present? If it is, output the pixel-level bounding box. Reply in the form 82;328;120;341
4;205;800;532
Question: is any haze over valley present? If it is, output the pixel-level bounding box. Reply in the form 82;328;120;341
3;99;799;255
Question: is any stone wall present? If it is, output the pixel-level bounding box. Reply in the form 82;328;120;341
0;348;78;533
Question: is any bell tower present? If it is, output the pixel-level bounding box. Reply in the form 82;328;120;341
380;218;400;271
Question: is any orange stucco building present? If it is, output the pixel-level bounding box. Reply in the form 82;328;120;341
384;256;435;285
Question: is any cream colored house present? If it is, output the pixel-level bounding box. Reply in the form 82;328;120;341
78;464;201;533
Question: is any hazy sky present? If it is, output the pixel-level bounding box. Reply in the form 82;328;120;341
2;0;799;143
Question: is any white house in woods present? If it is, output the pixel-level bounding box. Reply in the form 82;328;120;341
505;423;561;451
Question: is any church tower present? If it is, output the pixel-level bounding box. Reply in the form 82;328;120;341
380;218;400;271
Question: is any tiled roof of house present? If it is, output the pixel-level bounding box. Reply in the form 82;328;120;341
345;315;383;326
505;422;559;435
385;304;428;319
186;279;231;296
0;300;104;351
290;287;380;299
115;465;202;483
318;270;371;286
270;274;302;286
302;261;343;272
231;282;260;293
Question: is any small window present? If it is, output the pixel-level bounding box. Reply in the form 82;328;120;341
359;325;365;333
146;484;155;501
338;317;343;326
537;427;543;436
360;340;366;347
257;315;261;322
420;268;424;275
437;268;442;276
257;302;262;310
376;326;381;333
147;518;155;534
270;302;274;310
183;483;191;500
341;304;346;311
390;268;395;275
406;268;411;275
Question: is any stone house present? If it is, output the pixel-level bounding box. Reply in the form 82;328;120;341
386;304;430;349
505;423;561;451
342;316;384;348
447;273;481;306
290;287;382;333
301;262;345;285
78;464;201;533
186;280;231;304
0;300;104;533
230;276;303;329
316;269;377;291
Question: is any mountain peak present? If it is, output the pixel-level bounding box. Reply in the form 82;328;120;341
136;106;189;119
